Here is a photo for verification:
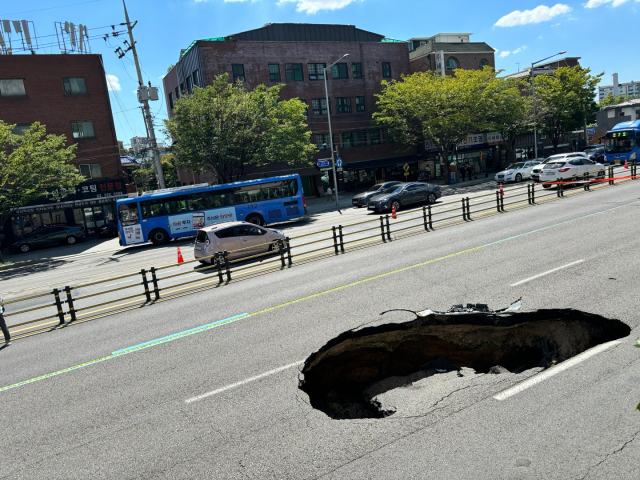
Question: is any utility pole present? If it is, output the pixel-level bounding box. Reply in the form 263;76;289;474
122;0;165;189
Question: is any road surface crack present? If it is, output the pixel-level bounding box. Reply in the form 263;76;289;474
579;428;640;479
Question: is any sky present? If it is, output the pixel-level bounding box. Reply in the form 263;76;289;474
1;0;638;147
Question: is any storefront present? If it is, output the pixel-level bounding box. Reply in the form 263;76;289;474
341;155;424;191
2;178;127;246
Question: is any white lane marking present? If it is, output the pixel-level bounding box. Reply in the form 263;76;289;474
510;259;585;287
493;340;621;401
185;360;304;404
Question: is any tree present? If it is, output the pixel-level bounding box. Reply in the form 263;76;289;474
600;93;640;108
164;74;316;184
133;154;178;192
373;67;508;175
534;66;603;153
0;121;84;263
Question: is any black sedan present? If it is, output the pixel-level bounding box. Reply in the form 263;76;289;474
367;182;441;212
11;225;86;253
351;181;402;207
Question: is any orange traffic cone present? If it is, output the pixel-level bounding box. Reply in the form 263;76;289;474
391;204;397;219
499;182;504;195
624;159;629;169
177;247;184;264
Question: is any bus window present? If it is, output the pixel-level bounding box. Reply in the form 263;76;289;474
118;203;140;225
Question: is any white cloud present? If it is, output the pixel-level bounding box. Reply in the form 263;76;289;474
278;0;358;14
494;4;572;27
105;74;121;91
499;51;511;58
585;0;634;8
512;45;528;54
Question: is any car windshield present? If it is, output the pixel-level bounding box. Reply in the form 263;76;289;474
383;186;403;194
604;134;635;153
366;184;386;192
544;162;566;170
541;156;565;165
505;163;525;170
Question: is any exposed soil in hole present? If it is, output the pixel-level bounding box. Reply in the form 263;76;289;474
299;309;630;420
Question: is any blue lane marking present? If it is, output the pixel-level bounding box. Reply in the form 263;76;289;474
484;199;640;247
111;313;249;355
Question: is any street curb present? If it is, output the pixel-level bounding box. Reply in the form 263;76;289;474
0;257;51;272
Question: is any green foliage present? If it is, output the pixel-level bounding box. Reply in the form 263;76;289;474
534;66;603;152
133;154;178;191
167;63;176;73
164;74;316;184
600;93;640;108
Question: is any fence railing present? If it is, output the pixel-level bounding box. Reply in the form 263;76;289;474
2;163;637;341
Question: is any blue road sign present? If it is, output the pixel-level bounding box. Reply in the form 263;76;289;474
336;157;343;168
317;160;330;167
588;129;595;135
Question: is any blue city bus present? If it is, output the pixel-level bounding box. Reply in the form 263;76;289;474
116;174;305;246
603;121;640;165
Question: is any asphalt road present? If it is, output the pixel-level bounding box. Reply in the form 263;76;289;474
1;177;639;478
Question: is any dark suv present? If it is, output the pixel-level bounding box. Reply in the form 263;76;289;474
11;225;86;253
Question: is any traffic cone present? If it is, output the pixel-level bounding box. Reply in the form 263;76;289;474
624;159;629;169
391;204;397;219
499;182;504;195
177;247;184;264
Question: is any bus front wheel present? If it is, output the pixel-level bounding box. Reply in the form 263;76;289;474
149;229;169;245
245;214;265;226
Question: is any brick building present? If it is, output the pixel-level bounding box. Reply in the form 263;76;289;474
164;23;421;196
0;53;129;244
408;33;495;75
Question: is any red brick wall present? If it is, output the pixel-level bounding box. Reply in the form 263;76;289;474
410;52;495;75
0;54;121;178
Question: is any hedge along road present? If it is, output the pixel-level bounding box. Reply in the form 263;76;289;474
2;169;635;338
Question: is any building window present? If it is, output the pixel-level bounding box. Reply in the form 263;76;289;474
0;79;26;97
63;77;87;95
479;59;489;68
286;63;304;81
300;98;308;116
312;98;328;115
168;92;174;110
331;63;349;80
79;163;103;180
370;129;382;145
335;97;351;114
307;63;326;81
11;124;31;135
268;64;281;82
619;111;625;117
186;75;194;94
71;121;95;139
352;63;363;79
316;133;330;150
446;57;459;70
342;132;354;148
355;96;365;112
232;64;245;83
354;131;368;147
175;86;180;99
381;62;391;78
192;70;200;88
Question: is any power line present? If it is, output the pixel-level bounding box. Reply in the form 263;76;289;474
0;0;100;16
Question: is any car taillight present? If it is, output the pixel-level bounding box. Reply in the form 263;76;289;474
302;194;306;208
558;167;570;172
78;227;85;231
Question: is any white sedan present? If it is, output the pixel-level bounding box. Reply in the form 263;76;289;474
539;157;606;188
494;160;541;183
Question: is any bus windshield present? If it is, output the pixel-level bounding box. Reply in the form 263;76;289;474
604;133;635;153
118;203;140;226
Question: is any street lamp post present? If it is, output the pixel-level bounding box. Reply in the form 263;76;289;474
531;51;566;159
323;53;349;206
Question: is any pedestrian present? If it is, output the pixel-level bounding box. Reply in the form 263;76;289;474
0;293;10;347
425;165;431;182
466;166;473;181
326;186;334;203
460;167;466;182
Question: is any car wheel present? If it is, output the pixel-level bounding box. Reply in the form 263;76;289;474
149;228;169;245
66;236;77;245
427;193;437;204
245;214;264;226
597;170;605;178
392;200;401;212
542;184;551;189
515;173;522;182
19;243;30;253
268;243;276;252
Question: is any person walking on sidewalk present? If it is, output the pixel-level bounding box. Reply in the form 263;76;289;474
326;186;335;203
460;167;466;182
0;293;10;346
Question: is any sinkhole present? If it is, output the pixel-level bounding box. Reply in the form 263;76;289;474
298;306;630;420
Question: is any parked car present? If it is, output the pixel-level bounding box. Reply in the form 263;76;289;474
367;182;441;213
351;181;402;208
98;221;118;237
194;221;285;263
494;160;541;183
531;153;588;182
539;157;605;188
10;225;85;253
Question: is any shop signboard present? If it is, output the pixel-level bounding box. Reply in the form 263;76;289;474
457;134;485;151
486;132;505;146
42;178;128;202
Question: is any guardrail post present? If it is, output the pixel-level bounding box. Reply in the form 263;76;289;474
52;288;66;325
461;198;467;221
140;268;151;302
223;251;231;281
584;172;590;191
466;197;471;220
428;205;433;229
531;183;536;204
379;216;386;241
527;184;531;204
338;225;345;253
278;239;286;268
285;237;292;266
496;191;501;212
64;286;76;323
331;226;339;254
215;253;224;283
385;215;391;241
149;267;160;300
609;166;615;185
556;179;562;197
633;161;637;180
422;207;429;231
500;189;505;211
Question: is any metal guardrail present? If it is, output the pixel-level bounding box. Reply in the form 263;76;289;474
1;162;637;341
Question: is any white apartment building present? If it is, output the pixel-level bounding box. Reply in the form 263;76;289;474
599;73;640;102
